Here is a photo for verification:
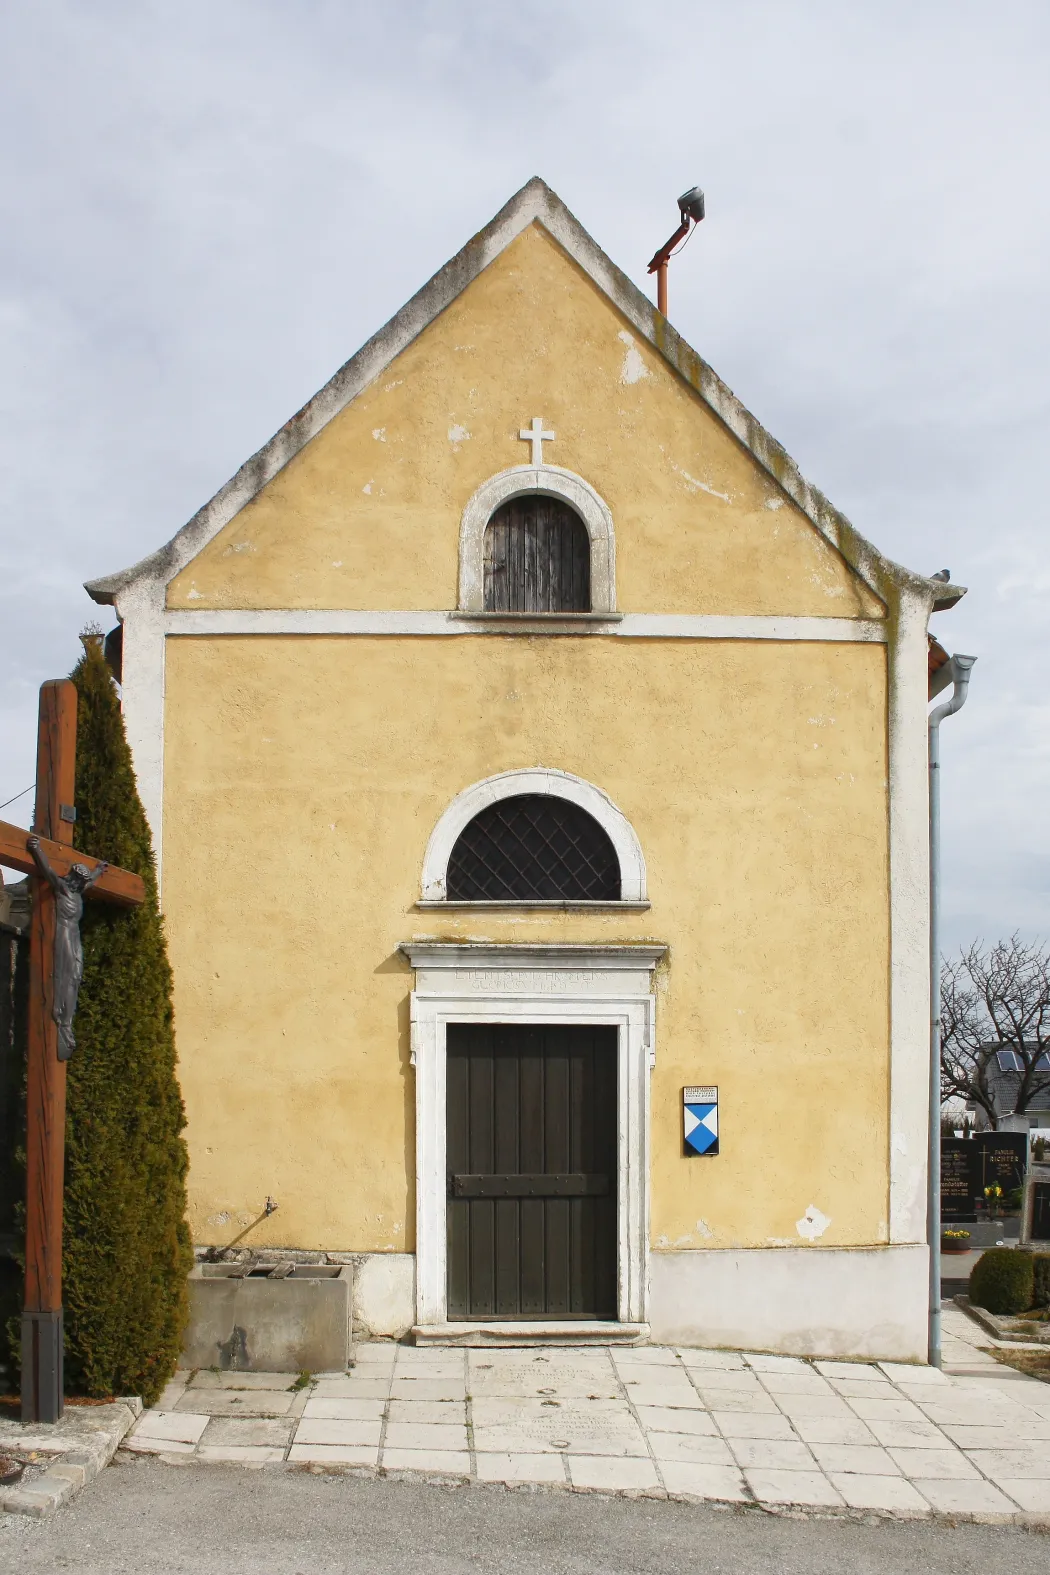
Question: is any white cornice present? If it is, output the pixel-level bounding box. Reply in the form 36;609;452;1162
162;609;888;642
400;943;668;970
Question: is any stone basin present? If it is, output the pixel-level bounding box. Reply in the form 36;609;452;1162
183;1262;352;1372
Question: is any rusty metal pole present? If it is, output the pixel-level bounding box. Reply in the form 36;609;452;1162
648;187;703;321
648;218;689;319
22;680;77;1424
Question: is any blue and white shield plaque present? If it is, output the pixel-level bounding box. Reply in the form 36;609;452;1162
683;1085;719;1156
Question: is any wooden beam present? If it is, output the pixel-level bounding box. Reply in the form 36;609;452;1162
23;680;76;1422
0;819;145;908
19;681;147;1424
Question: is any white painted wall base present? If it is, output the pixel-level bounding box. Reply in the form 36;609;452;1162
350;1246;928;1359
649;1246;929;1362
351;1254;416;1339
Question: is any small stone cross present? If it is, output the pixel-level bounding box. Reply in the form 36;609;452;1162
519;417;555;466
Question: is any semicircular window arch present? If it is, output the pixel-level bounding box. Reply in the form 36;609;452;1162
483;495;590;613
446;793;621;901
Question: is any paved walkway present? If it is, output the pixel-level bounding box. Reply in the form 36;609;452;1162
122;1306;1050;1524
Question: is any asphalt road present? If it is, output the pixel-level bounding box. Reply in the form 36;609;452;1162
1;1458;1047;1575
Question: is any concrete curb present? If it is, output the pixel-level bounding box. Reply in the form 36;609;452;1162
1;1398;142;1518
955;1295;1050;1347
274;1457;1050;1531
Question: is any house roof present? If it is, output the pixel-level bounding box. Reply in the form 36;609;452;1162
929;636;951;681
85;178;968;617
928;635;953;700
982;1045;1050;1117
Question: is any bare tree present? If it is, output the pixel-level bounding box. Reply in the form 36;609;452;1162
941;935;1050;1129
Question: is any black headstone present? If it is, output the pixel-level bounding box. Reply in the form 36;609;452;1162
973;1133;1028;1196
941;1140;977;1221
1033;1182;1050;1241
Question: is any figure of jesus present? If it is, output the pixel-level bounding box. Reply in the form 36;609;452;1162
27;836;108;1061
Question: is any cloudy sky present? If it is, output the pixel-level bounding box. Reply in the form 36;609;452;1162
1;2;1047;952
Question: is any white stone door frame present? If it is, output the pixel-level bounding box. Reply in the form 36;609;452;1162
400;943;665;1331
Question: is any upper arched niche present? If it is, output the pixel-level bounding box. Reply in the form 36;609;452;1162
420;768;646;903
458;467;616;614
484;495;590;613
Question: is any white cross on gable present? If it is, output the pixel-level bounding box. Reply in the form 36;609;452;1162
519;417;555;466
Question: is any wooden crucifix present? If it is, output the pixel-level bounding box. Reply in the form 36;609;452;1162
0;679;145;1424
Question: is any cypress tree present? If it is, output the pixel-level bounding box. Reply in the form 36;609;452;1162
62;632;192;1404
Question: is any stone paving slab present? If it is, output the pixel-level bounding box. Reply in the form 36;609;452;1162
197;1445;286;1464
648;1433;734;1465
677;1349;746;1370
312;1377;390;1399
174;1389;297;1417
790;1414;877;1445
830;1472;930;1514
287;1443;379;1467
295;1419;383;1447
475;1451;566;1485
567;1455;660;1492
116;1304;1050;1528
302;1397;387;1421
382;1448;470;1477
199;1417;295;1447
133;1411;210;1445
188;1370;298;1390
634;1405;718;1435
660;1461;748;1501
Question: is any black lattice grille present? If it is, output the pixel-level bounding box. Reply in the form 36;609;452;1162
447;795;621;901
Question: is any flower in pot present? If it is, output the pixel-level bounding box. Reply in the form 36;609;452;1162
941;1228;971;1254
984;1184;1004;1218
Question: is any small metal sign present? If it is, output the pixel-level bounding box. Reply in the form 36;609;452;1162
683;1086;718;1156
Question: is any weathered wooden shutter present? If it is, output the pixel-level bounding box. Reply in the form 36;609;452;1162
484;496;590;612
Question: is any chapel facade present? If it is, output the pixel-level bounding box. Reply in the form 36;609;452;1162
87;179;963;1358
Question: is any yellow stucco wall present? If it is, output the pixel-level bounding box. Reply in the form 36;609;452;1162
166;224;883;620
163;634;890;1253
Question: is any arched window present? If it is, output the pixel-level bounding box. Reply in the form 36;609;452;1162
483;496;590;613
447;794;620;901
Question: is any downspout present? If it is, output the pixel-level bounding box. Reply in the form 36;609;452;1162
928;653;977;1367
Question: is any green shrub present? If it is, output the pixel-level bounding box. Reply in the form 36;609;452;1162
969;1248;1034;1315
61;636;192;1405
1034;1254;1050;1310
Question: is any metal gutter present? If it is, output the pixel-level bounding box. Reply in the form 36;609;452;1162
927;653;977;1366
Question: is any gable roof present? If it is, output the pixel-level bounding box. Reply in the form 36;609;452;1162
85;178;965;616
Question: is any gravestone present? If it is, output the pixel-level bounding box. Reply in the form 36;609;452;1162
974;1133;1028;1197
941;1133;1029;1223
941;1140;976;1221
1019;1166;1050;1246
1035;1184;1050;1240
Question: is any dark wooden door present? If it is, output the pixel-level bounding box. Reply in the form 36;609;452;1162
483;495;590;612
446;1024;617;1319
